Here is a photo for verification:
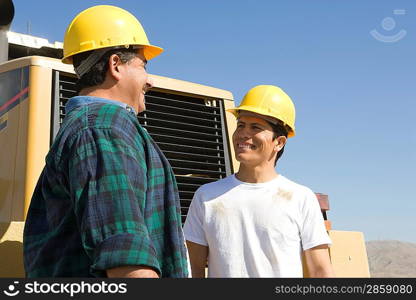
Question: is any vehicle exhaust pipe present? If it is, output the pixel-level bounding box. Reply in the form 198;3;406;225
0;0;15;63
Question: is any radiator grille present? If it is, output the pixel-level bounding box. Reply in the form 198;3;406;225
52;71;232;224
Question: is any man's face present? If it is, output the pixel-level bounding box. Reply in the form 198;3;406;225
120;50;153;113
232;113;281;167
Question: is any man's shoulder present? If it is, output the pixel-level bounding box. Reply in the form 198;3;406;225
50;103;142;162
198;175;234;190
73;102;135;127
60;102;139;140
193;175;235;200
278;175;316;199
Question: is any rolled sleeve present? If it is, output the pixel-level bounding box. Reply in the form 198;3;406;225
91;233;161;276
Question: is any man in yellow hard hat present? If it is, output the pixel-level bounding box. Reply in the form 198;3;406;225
184;85;334;277
23;5;189;278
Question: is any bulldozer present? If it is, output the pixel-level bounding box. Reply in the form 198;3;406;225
0;0;370;277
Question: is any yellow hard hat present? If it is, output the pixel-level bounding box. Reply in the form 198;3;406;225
62;5;163;64
227;85;296;137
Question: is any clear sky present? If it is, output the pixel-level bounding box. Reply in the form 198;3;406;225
9;0;416;243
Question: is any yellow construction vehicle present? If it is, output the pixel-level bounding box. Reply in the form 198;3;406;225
0;0;370;278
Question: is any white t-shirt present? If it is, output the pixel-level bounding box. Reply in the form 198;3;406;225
183;174;331;278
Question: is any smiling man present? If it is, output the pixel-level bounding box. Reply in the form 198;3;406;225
23;5;189;278
183;85;334;278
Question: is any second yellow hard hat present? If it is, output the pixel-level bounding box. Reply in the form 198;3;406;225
227;85;296;137
62;5;163;64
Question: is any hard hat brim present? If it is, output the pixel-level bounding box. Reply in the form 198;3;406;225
227;107;295;137
62;44;164;64
143;44;164;61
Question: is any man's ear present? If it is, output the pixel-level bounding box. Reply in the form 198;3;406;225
108;54;122;81
274;136;287;152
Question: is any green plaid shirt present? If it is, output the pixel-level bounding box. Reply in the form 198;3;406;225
23;96;189;278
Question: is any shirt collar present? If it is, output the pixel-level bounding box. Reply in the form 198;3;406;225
65;96;137;115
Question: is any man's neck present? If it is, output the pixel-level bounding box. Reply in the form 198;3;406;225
80;87;117;101
79;86;136;112
235;164;279;183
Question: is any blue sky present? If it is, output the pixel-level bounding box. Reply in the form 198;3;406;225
10;0;416;243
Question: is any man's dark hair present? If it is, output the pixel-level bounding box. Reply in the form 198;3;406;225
72;47;138;93
266;120;290;166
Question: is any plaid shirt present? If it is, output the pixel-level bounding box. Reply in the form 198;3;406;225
23;96;189;278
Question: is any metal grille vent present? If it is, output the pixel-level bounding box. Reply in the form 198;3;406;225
51;72;77;140
138;91;231;223
53;71;232;224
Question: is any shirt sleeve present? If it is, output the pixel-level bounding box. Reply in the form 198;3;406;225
299;188;332;251
183;189;208;246
67;126;161;276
